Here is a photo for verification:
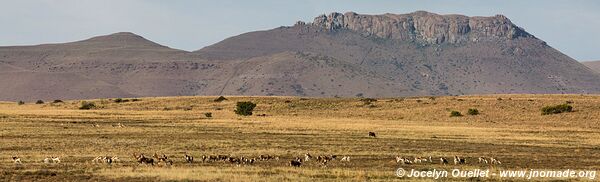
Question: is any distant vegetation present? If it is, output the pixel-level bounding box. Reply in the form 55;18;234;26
204;112;213;118
79;102;97;110
467;108;480;115
541;104;573;115
52;100;64;103
235;101;256;116
17;101;24;105
450;111;463;117
35;100;44;104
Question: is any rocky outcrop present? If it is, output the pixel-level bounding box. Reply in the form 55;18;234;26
312;11;533;44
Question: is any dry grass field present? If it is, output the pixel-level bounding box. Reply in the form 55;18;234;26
1;94;600;181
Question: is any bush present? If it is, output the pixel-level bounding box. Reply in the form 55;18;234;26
17;101;25;105
235;101;256;116
35;100;44;104
214;96;228;102
467;108;480;115
53;100;64;103
114;98;130;103
204;112;212;118
450;111;463;117
79;102;96;110
541;104;573;115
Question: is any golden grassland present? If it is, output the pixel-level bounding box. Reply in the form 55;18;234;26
1;94;600;181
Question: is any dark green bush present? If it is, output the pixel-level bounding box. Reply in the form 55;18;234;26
35;100;44;104
79;102;96;110
114;98;130;103
17;101;25;105
467;108;480;115
204;112;212;118
541;104;573;115
450;111;463;117
214;96;228;102
53;100;64;103
235;101;256;116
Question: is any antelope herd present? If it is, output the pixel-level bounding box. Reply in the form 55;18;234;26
395;155;501;166
7;153;502;168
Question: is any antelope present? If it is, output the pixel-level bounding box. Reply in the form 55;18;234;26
440;157;449;165
304;153;312;161
368;132;377;138
12;156;22;164
454;156;466;165
184;154;194;163
44;157;60;164
478;157;489;164
490;157;501;165
133;153;154;165
153;153;173;165
290;157;302;167
340;156;350;162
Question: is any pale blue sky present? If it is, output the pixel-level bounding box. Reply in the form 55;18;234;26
1;0;599;61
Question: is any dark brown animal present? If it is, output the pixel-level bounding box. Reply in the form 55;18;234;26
368;132;376;138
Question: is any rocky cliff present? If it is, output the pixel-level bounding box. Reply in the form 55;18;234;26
311;11;533;44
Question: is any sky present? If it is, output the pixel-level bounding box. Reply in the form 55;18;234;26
0;0;599;61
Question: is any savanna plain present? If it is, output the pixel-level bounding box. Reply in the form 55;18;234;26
1;95;599;181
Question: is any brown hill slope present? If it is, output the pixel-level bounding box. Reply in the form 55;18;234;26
583;60;600;73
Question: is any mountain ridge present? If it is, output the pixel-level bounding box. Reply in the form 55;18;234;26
1;11;600;101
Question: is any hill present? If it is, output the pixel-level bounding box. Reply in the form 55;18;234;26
583;60;600;73
2;12;600;101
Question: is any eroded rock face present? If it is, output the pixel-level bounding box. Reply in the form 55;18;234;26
312;11;532;44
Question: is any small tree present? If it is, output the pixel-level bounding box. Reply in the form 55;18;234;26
17;101;25;105
450;111;463;117
36;100;44;104
53;100;64;103
79;102;96;110
204;112;213;118
467;108;480;115
235;101;256;116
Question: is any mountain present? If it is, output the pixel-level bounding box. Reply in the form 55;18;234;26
583;61;600;73
196;11;600;96
2;11;600;101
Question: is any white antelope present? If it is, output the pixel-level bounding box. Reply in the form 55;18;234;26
490;157;501;165
12;156;22;164
304;153;312;161
478;157;489;164
44;157;60;164
340;156;350;162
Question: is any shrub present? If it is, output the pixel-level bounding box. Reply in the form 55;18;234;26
79;102;96;110
35;100;44;104
450;111;463;117
467;108;480;115
541;104;573;115
214;96;228;102
53;100;64;103
204;112;212;118
235;101;256;116
17;101;25;105
114;98;130;103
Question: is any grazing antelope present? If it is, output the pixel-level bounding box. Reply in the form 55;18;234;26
478;157;489;164
133;153;154;165
340;156;350;162
12;156;22;164
368;132;377;138
184;154;194;163
112;123;125;128
454;156;466;165
44;157;60;164
396;156;412;164
153;153;173;166
490;157;501;165
290;157;302;167
440;157;449;165
304;153;312;161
